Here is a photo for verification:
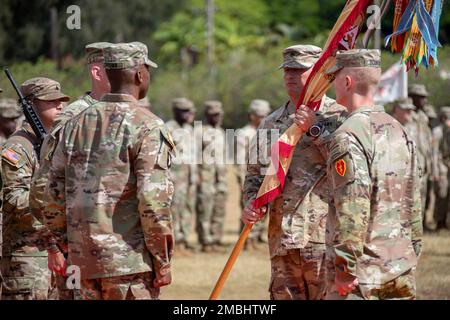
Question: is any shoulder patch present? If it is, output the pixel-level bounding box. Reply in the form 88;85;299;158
2;148;21;165
335;158;346;177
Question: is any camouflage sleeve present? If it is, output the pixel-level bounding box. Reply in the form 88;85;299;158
1;145;33;217
42;132;68;251
328;132;371;280
135;125;175;277
32;131;63;252
30;132;59;222
242;121;271;208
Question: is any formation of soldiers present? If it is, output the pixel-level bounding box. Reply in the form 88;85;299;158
0;40;448;300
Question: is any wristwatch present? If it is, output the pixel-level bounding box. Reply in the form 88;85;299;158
308;122;324;138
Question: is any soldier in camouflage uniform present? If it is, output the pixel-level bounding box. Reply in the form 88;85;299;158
43;42;175;300
0;98;22;147
392;98;415;127
1;78;69;300
236;99;271;251
0;97;22;298
436;107;450;229
197;101;228;253
166;98;197;255
423;104;442;230
29;42;111;300
242;45;347;300
317;49;423;300
408;84;434;227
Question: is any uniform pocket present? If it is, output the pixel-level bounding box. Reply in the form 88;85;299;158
2;276;35;295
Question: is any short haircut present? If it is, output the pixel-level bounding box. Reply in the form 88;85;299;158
342;67;381;96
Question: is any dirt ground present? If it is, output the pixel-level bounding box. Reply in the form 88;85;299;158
163;168;450;300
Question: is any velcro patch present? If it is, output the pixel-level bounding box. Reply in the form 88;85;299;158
2;148;21;165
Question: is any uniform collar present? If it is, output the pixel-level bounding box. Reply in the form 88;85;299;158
83;92;98;105
100;93;138;103
349;105;385;116
277;96;328;121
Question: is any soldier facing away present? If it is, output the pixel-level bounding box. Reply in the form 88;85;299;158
242;45;347;300
166;97;197;255
30;41;111;300
297;49;423;300
43;42;175;300
1;78;68;300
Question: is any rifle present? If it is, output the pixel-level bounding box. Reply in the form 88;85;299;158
4;68;47;154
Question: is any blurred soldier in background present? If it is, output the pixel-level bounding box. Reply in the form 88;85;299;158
436;107;450;229
423;104;442;230
0;98;22;147
235;99;271;251
392;98;416;127
166;98;197;255
197;101;228;253
1;77;68;300
0;96;22;298
408;84;434;228
30;42;111;300
43;42;174;300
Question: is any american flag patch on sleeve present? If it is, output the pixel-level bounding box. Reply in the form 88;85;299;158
2;148;21;165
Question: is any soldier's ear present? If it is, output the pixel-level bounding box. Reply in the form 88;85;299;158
345;75;352;91
135;67;143;85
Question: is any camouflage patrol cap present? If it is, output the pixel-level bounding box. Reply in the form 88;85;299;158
279;45;322;70
85;42;113;64
248;99;270;116
408;84;429;97
440;106;450;118
0;98;22;118
424;105;437;118
103;42;158;69
394;98;415;111
326;49;381;74
20;77;70;102
204;100;223;115
172;97;194;111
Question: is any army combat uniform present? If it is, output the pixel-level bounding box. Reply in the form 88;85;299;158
30;42;110;300
165;98;197;250
236;100;271;248
435;107;450;228
0;97;23;297
43;42;175;300
243;45;347;300
1;78;70;300
322;50;423;300
408;85;434;223
196;101;228;249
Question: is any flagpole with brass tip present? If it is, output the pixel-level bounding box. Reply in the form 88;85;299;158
209;224;252;300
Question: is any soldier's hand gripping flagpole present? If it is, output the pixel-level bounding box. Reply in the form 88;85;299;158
209;0;373;300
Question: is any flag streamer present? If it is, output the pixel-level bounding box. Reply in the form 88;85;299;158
385;0;444;74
